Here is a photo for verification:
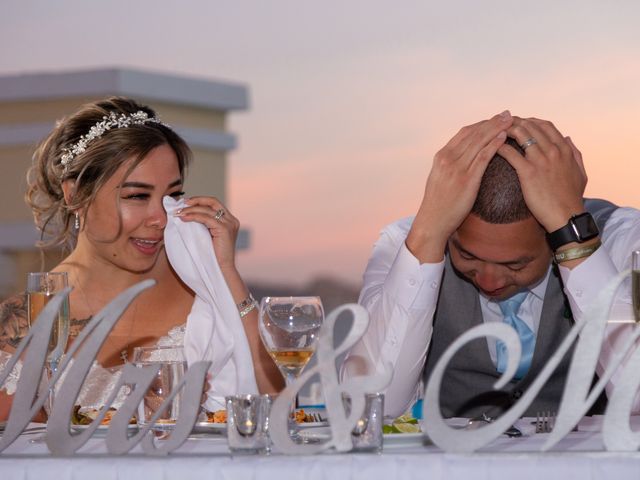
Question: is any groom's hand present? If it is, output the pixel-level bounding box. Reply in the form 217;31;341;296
406;111;513;263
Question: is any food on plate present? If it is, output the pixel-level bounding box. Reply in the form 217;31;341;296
154;418;175;424
295;408;307;423
383;414;421;434
295;409;324;423
203;408;322;424
71;406;137;426
205;409;227;423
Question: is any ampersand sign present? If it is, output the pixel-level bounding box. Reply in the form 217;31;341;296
269;303;392;454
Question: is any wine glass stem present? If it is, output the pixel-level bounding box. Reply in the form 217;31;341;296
284;374;299;435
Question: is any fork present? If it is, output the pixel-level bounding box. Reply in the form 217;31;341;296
535;411;555;433
307;413;325;423
466;413;522;438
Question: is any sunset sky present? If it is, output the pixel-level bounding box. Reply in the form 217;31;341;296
2;1;639;287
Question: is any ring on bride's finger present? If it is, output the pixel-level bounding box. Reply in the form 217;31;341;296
520;137;538;151
214;208;226;221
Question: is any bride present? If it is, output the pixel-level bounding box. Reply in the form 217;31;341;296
0;97;282;420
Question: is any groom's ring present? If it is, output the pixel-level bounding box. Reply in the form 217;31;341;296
214;208;226;221
520;137;538;151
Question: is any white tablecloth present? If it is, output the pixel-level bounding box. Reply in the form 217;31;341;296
2;418;640;480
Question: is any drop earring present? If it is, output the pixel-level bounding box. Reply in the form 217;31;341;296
74;213;80;230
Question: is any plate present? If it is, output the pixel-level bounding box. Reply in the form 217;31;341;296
192;421;226;434
70;423;139;437
383;432;426;446
299;421;328;428
298;427;331;442
71;423;139;431
132;421;227;434
298;428;427;447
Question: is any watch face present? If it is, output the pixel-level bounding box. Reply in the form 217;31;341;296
572;213;599;242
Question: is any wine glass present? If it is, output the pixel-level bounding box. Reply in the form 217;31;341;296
633;251;640;323
26;272;70;411
258;296;324;435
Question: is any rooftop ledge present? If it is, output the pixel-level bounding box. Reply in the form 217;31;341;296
0;67;250;112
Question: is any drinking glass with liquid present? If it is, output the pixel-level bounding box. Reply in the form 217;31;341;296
258;296;324;386
26;271;70;411
258;296;323;438
132;345;187;428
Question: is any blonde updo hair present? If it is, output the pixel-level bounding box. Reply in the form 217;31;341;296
26;96;191;251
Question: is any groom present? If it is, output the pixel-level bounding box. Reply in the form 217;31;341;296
347;112;638;418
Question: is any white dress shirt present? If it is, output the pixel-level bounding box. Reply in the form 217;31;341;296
346;207;640;418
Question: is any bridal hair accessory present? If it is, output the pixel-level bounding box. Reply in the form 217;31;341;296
60;111;169;176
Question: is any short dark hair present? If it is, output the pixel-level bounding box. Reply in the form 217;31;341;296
471;137;531;224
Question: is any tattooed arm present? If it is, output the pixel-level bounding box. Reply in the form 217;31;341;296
0;294;28;420
0;293;52;422
69;315;91;341
0;293;29;353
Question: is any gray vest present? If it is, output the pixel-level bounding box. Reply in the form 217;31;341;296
422;199;617;418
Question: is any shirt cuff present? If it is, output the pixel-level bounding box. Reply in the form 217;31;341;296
558;247;618;315
384;242;445;311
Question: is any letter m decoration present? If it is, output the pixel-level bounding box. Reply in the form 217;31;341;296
0;287;72;451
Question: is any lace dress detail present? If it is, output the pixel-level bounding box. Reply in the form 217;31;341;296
156;325;185;348
0;325;186;411
77;324;186;410
0;350;22;395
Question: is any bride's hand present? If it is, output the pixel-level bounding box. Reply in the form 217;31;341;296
175;196;239;271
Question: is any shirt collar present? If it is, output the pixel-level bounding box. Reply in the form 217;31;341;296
482;264;552;307
529;265;552;301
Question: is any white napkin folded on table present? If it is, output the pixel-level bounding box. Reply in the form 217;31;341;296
162;196;259;411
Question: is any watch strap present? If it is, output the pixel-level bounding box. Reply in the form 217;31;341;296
546;212;599;251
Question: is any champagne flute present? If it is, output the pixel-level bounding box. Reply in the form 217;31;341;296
26;272;70;412
633;251;640;322
258;296;324;435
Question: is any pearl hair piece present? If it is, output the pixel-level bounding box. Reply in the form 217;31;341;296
59;111;169;176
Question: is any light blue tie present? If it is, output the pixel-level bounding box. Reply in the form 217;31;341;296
496;291;535;380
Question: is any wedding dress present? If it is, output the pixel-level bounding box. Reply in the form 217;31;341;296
0;325;185;411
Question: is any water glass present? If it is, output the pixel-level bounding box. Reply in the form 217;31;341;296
344;393;385;453
226;394;271;454
132;346;187;428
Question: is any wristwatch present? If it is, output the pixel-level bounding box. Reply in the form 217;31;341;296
546;212;599;251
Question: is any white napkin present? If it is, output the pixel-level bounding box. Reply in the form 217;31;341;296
162;196;259;411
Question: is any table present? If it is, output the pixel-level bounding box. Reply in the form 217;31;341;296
2;418;640;480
